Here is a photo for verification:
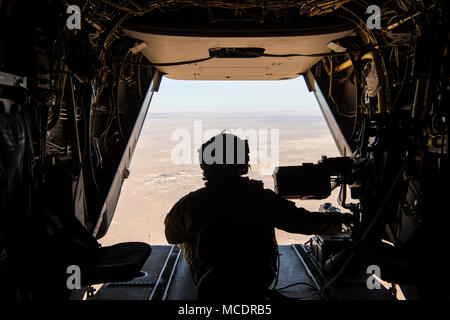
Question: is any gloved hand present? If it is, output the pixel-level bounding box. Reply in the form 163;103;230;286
324;212;353;236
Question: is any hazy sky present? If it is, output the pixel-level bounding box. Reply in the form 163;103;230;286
148;75;322;115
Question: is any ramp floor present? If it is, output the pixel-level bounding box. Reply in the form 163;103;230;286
90;244;395;300
90;244;320;300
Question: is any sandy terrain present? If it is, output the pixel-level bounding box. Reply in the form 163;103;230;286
99;111;344;247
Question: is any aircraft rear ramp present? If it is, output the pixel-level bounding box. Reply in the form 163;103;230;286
90;245;396;300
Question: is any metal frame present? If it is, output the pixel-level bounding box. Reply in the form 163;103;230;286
290;244;321;291
93;70;162;238
303;70;352;157
148;245;182;300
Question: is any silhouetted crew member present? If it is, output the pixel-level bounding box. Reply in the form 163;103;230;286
164;133;351;299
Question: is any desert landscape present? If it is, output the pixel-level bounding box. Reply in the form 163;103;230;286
99;109;343;247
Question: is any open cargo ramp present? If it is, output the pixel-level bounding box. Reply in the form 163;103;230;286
90;244;395;300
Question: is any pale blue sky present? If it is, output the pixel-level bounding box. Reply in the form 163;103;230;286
148;75;322;116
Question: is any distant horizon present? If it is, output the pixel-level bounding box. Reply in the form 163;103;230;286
146;110;325;117
148;76;323;116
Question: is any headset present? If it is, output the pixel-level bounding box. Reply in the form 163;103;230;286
199;133;250;178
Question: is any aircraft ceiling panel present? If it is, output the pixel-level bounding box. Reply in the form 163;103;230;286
124;29;354;80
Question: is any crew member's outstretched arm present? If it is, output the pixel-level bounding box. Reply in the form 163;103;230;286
264;189;350;235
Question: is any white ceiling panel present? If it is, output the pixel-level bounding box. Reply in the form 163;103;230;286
124;29;354;80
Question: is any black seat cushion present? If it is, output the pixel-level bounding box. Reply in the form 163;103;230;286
81;242;151;286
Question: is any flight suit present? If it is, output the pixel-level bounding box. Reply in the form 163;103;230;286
164;177;347;295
